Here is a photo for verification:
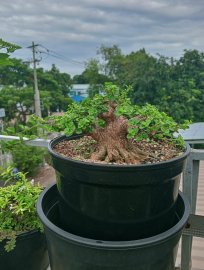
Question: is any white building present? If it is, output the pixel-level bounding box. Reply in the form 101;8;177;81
69;84;89;101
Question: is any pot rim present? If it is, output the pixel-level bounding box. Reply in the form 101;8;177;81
0;229;41;241
0;230;42;248
16;229;42;239
37;183;190;249
48;135;190;169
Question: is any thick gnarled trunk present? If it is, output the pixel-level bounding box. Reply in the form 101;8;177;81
90;103;147;164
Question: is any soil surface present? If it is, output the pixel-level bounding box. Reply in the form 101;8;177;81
53;136;184;165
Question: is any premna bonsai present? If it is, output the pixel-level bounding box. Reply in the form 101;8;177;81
0;167;43;251
30;83;189;164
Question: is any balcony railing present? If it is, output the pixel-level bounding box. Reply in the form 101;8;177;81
181;148;204;270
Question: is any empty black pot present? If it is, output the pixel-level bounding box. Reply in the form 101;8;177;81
48;135;190;240
37;183;190;270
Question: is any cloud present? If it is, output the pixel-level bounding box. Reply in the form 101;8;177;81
0;0;204;75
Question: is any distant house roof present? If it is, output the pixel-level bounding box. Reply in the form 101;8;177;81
70;84;89;95
71;84;89;90
178;122;204;143
69;84;89;102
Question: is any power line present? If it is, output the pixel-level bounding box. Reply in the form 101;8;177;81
37;44;85;67
40;51;84;67
25;42;86;117
26;43;85;69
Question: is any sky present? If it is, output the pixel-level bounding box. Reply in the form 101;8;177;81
1;0;204;77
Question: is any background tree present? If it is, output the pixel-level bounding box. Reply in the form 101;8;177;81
97;44;124;80
0;59;32;87
47;64;72;96
0;86;57;123
72;73;89;84
160;51;202;122
0;39;21;66
120;49;160;104
0;58;73;116
0;86;34;123
84;46;204;123
37;66;72;112
82;58;109;97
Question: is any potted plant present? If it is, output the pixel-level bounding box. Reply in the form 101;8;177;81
0;167;49;270
31;83;190;240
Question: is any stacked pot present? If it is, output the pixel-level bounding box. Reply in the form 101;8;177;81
37;135;191;270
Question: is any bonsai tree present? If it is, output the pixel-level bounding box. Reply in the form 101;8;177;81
0;167;43;251
29;83;189;164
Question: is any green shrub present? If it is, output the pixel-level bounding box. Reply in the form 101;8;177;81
1;140;46;176
0;167;43;251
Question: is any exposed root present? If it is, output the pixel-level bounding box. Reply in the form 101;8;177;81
88;102;148;164
90;146;107;161
90;143;147;164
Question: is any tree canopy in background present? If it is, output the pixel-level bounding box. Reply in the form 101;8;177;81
0;39;72;123
82;46;204;123
0;41;204;124
0;60;72;122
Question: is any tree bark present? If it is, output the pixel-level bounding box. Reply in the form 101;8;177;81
89;103;147;164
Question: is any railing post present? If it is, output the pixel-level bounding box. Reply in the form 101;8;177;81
191;160;200;213
181;150;200;270
181;152;193;270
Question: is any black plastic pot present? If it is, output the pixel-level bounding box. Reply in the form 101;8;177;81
37;183;190;270
48;135;190;240
0;230;49;270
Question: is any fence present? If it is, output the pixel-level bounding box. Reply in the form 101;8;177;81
181;148;204;270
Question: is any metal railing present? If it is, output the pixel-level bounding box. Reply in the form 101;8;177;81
0;134;204;270
0;135;50;148
181;148;204;270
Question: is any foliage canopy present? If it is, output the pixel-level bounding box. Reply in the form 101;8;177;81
35;83;189;146
0;167;43;251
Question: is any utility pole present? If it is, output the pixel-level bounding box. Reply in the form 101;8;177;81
28;42;42;117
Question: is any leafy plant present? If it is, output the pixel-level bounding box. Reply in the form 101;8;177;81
0;39;21;66
1;126;46;176
1;140;46;176
27;83;190;164
0;167;43;251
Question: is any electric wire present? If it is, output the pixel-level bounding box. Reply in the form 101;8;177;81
38;44;85;67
